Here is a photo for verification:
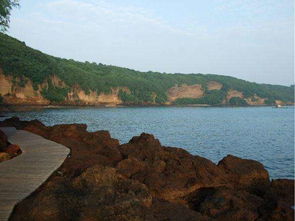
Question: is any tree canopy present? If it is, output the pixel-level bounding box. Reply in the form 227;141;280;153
0;0;19;32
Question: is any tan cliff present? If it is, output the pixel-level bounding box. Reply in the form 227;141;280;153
65;86;130;106
226;89;244;101
167;84;204;102
0;73;49;105
0;73;128;106
0;72;285;106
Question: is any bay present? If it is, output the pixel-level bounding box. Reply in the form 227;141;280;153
3;106;294;179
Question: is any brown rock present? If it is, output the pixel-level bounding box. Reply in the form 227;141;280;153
73;165;152;206
268;179;294;206
23;120;48;137
119;133;228;200
218;155;270;195
0;117;28;129
11;165;154;221
256;179;295;221
187;186;264;221
5;144;22;156
117;157;146;178
0;152;11;162
151;199;210;221
258;200;294;221
0;128;22;159
1;118;293;221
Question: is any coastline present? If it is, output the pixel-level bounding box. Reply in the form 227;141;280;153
0;117;294;221
1;103;293;112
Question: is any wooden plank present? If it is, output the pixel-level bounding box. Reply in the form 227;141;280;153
0;127;70;221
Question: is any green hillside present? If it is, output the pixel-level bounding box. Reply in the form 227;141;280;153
0;33;293;105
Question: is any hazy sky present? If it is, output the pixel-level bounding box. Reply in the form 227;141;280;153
8;0;294;85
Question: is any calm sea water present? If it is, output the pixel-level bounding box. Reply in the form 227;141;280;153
3;106;294;179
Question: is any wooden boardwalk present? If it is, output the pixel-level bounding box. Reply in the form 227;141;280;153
0;127;70;221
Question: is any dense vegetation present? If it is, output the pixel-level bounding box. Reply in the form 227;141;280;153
0;33;293;105
41;80;70;103
229;97;248;106
174;90;227;105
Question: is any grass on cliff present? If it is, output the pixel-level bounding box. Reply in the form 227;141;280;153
0;33;294;104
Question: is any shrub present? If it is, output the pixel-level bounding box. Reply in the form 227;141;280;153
229;97;248;106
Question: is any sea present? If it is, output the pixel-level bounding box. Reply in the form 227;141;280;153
2;106;294;179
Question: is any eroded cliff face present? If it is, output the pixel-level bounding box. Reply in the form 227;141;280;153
0;72;49;105
0;72;128;106
167;84;204;102
0;71;285;106
226;89;244;101
65;86;129;106
224;90;270;105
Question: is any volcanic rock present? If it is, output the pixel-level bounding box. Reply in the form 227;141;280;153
217;154;270;195
0;117;293;221
186;186;264;221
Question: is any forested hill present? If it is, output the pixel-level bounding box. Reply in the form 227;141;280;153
0;33;294;106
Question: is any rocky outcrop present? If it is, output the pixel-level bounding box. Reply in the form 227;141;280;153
0;129;21;162
217;155;270;194
0;117;293;221
117;133;229;201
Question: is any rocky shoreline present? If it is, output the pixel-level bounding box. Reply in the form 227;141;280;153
0;117;294;221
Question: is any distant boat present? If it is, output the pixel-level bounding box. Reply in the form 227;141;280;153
275;104;282;108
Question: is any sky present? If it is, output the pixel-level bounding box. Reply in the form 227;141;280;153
7;0;294;85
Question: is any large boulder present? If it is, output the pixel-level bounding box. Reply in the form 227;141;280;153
217;155;270;195
118;133;229;200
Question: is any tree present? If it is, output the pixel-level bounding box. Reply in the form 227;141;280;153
229;97;248;106
0;0;19;32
